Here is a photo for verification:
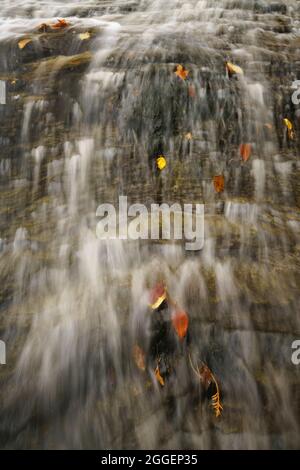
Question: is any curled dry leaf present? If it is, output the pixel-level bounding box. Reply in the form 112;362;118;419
211;389;223;418
199;363;213;390
171;309;189;340
175;64;189;81
283;118;295;140
79;32;91;41
51;19;70;29
226;61;243;77
156;155;167;171
213;175;225;193
239;143;252;162
18;38;32;50
37;23;50;33
189;355;223;418
133;344;146;371
149;282;167;310
155;365;165;386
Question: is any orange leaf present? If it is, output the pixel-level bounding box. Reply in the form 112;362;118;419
149;283;167;310
172;309;189;340
155;365;165;386
213;175;225;193
239;143;252;162
51;19;69;29
175;64;189;81
133;345;146;371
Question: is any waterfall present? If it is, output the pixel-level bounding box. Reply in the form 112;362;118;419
0;0;300;450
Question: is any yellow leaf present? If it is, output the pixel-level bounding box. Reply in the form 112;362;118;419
185;132;193;140
79;32;91;40
283;118;293;130
283;118;295;140
226;61;243;76
18;38;32;50
155;365;165;386
156;155;167;171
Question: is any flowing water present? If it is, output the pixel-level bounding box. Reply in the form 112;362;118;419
0;0;300;450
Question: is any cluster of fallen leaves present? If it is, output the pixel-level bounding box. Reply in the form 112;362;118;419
18;19;91;50
133;282;223;419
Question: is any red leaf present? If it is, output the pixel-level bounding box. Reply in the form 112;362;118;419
239;143;252;162
51;19;69;29
149;282;167;310
213;175;225;193
172;309;189;340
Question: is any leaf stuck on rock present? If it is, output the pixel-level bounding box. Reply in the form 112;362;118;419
156;155;167;171
239;143;252;162
171;309;189;340
18;38;32;50
175;64;189;81
213;175;225;193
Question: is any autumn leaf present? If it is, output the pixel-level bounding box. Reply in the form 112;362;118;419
283;118;295;140
211;390;223;418
18;38;32;50
188;84;196;97
171;309;189;340
51;19;70;29
155;365;165;386
149;282;167;310
37;23;50;33
175;64;189;81
189;355;223;418
239;143;252;162
213;175;225;193
156;155;167;171
185;132;193;141
133;344;146;371
79;32;91;41
226;61;243;77
199;363;213;390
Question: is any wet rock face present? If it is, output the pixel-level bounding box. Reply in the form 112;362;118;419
0;0;300;450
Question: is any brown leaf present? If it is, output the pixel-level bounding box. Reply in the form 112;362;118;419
133;345;146;371
239;143;252;162
188;84;196;97
213;175;225;193
37;23;50;33
171;309;189;340
199;364;213;390
175;64;189;81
